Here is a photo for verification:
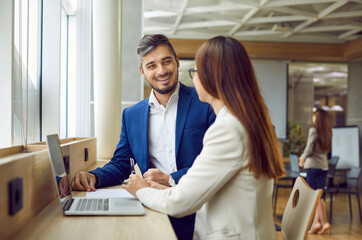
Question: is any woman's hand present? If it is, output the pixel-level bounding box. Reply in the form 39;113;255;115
146;179;170;190
122;174;150;197
298;156;305;168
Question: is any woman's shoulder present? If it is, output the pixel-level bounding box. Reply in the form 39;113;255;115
309;127;317;133
307;127;318;140
208;111;246;138
202;111;249;157
219;111;244;129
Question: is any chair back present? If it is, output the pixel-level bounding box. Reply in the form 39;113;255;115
289;154;300;173
281;177;322;240
326;156;339;186
346;167;361;188
329;156;339;167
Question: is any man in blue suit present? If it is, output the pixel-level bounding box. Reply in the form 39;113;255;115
71;34;215;239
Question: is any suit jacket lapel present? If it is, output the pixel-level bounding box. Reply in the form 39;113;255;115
139;100;150;171
175;83;192;157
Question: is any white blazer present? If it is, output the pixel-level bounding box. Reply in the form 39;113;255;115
136;108;277;240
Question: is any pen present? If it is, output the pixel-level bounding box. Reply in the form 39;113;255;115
130;158;135;174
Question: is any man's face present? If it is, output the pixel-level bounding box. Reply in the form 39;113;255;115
139;44;179;95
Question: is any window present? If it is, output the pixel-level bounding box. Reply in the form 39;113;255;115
60;0;94;138
0;0;94;148
12;0;41;146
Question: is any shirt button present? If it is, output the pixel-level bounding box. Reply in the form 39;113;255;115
169;149;172;153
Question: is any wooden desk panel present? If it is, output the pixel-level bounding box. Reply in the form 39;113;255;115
12;198;176;240
11;159;176;240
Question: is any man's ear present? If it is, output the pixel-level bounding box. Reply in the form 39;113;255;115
176;55;180;68
138;65;145;78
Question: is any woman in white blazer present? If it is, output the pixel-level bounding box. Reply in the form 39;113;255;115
123;36;285;239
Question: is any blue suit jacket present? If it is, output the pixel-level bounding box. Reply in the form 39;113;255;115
90;83;215;239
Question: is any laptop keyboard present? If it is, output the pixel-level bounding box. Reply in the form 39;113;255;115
75;198;109;211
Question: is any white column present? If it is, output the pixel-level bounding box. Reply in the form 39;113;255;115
93;0;122;159
347;59;362;171
0;0;13;147
289;72;314;137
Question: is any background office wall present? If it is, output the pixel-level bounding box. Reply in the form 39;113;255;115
252;60;288;139
121;0;143;112
0;0;12;148
347;59;362;169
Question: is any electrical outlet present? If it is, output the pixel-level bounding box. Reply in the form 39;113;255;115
84;148;88;162
63;156;70;174
9;178;23;215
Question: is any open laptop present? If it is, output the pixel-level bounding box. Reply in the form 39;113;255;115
288;154;307;178
46;134;145;216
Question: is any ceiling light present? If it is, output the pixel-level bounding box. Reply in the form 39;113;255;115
330;105;344;112
325;72;348;78
313;78;323;83
306;66;327;73
322;105;331;111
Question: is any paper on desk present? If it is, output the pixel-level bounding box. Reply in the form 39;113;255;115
86;189;135;199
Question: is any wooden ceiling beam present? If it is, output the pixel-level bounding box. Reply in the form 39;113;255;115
343;36;362;61
170;37;362;62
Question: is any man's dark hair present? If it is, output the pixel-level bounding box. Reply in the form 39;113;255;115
137;34;177;67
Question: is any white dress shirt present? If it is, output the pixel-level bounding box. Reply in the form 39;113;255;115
148;83;180;174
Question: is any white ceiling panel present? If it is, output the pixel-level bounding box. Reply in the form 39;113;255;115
144;0;362;43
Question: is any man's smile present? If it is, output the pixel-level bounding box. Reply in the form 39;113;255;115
155;73;172;83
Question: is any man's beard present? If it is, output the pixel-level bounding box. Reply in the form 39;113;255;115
146;71;179;95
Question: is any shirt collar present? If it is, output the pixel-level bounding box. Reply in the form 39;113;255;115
215;106;228;121
148;82;180;108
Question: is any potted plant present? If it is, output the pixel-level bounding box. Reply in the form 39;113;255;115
283;122;307;157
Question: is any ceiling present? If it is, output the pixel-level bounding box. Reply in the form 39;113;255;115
144;0;362;44
144;0;355;99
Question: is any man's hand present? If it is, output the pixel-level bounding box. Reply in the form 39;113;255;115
58;176;71;198
71;172;97;192
122;174;150;197
143;168;169;186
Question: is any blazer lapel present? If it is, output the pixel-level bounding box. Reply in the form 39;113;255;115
138;100;150;172
175;83;192;157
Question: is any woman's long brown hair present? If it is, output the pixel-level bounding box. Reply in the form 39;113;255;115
313;109;332;152
195;36;284;179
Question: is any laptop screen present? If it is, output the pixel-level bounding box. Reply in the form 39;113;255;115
46;134;72;201
46;134;146;216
